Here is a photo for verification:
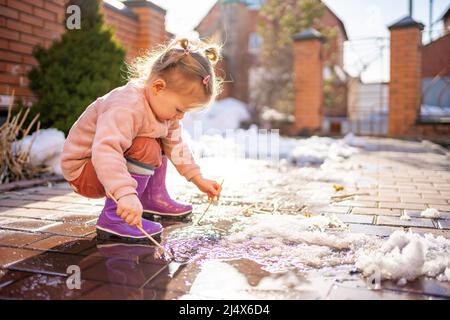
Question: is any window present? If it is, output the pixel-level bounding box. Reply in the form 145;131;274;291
245;0;265;9
248;32;262;54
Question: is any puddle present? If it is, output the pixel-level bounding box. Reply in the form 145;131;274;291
163;212;450;292
0;239;181;299
1;202;449;299
1;226;449;299
179;259;348;300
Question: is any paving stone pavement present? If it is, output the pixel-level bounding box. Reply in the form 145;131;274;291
0;137;449;300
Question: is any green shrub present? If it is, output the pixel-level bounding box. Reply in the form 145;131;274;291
28;0;127;135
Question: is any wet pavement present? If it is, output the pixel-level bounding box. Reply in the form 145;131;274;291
0;137;449;299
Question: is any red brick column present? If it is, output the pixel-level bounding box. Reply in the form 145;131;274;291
123;0;166;52
292;28;325;134
388;16;424;137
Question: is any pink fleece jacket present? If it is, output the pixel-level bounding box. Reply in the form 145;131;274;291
60;80;201;200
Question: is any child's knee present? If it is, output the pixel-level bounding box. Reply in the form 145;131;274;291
125;137;162;167
69;161;105;199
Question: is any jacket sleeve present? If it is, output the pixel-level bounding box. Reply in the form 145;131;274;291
160;120;201;181
91;107;141;200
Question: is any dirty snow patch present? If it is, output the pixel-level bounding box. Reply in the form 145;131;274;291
420;208;440;219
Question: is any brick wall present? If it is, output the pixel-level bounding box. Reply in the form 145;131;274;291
321;7;347;67
0;0;66;106
444;12;450;32
195;2;221;38
0;0;166;108
195;3;233;101
101;4;139;61
421;33;450;78
197;2;253;103
124;1;166;51
415;123;450;138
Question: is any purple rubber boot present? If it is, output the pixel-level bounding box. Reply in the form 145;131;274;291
142;156;192;220
96;173;163;242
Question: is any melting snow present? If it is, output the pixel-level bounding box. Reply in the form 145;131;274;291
285;136;359;166
169;213;450;288
182;97;251;135
183;126;362;169
420;208;441;219
400;212;412;220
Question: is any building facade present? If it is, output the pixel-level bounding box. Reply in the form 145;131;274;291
421;7;450;111
0;0;167;109
195;0;348;106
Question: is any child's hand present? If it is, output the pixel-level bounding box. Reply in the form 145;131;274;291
116;194;143;226
191;176;222;201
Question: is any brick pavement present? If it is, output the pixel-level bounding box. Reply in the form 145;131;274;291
0;137;449;299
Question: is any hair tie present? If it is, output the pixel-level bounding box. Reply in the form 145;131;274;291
203;75;211;85
184;48;190;55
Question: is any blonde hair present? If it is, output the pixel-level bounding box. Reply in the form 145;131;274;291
128;38;224;105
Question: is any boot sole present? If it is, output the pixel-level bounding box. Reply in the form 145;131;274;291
96;227;162;244
143;209;192;222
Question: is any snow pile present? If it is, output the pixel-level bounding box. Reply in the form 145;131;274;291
400;212;412;221
219;214;450;282
283;136;359;166
182;97;251;135
12;128;65;175
228;214;355;249
184;127;361;168
182;131;245;159
181;98;363;167
183;125;280;160
355;230;450;282
343;132;368;148
421;105;450;118
261;106;294;122
420;208;440;219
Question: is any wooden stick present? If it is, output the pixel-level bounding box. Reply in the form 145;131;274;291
196;179;224;226
330;192;370;200
106;192;173;259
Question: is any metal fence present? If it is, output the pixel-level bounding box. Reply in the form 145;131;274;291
344;37;389;136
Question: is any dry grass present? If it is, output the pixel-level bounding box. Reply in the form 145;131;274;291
0;91;44;184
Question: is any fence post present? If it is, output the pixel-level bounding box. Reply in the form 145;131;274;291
388;16;424;137
292;28;325;135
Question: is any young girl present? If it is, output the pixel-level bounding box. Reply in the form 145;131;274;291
61;38;223;242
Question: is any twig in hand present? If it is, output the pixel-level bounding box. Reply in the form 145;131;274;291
196;179;224;226
106;192;173;259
